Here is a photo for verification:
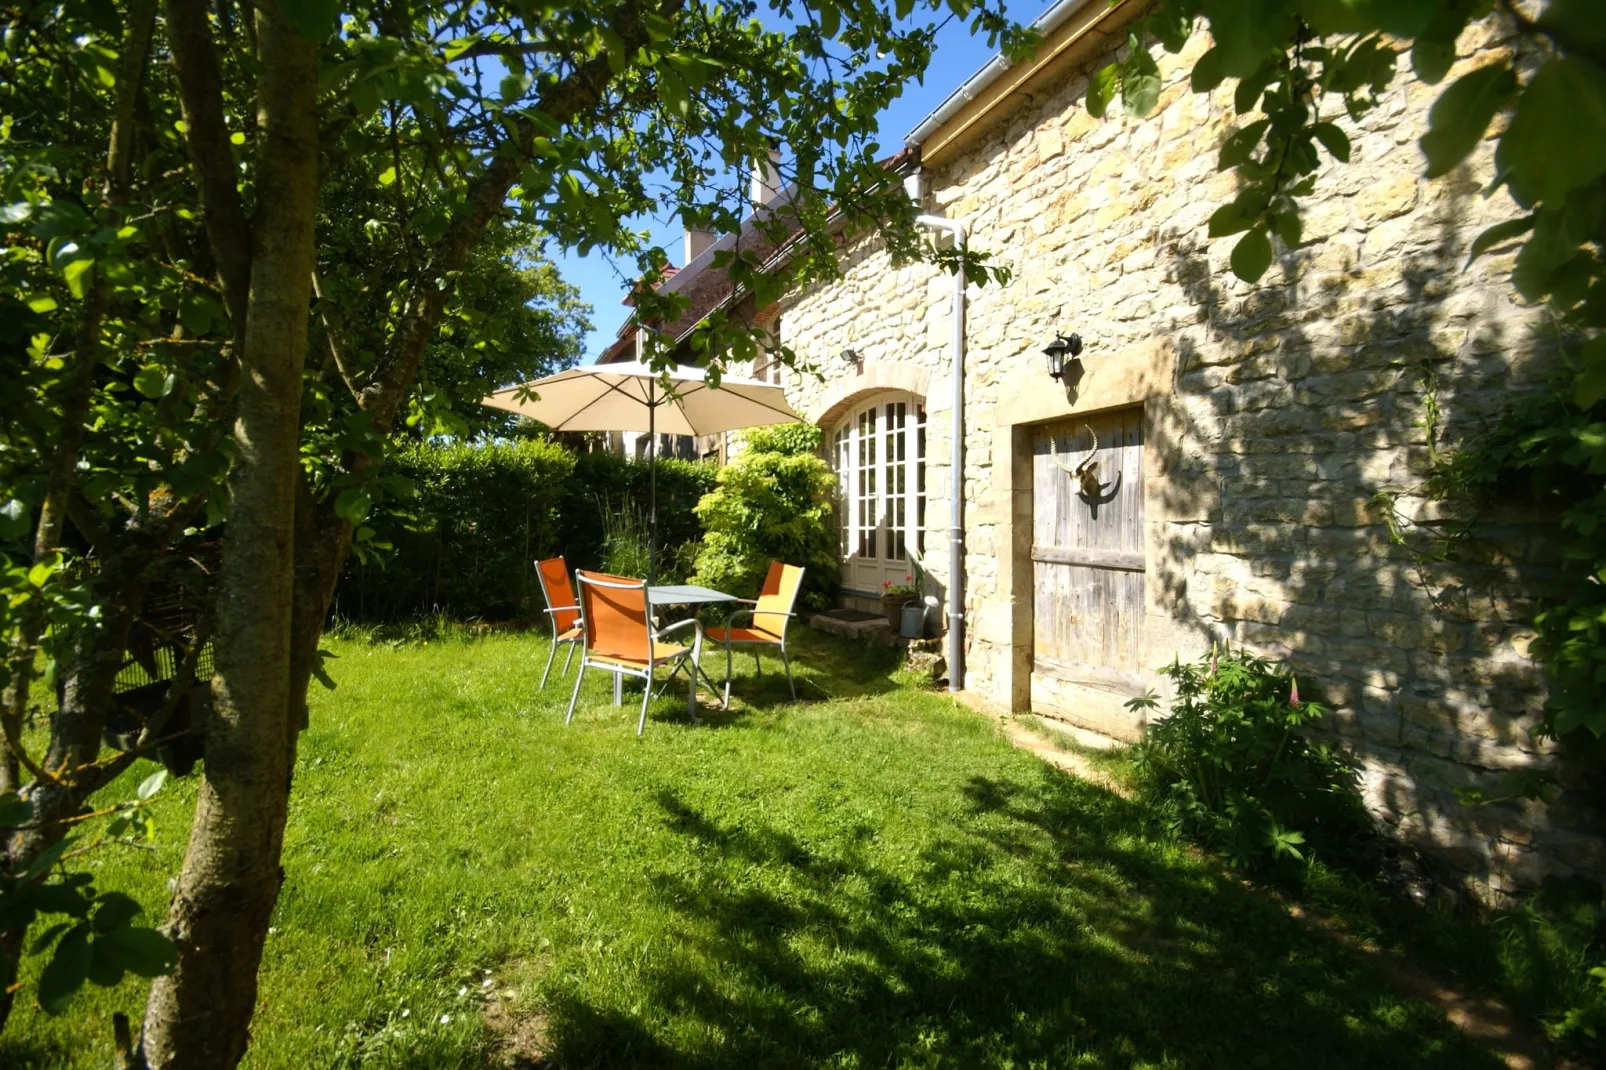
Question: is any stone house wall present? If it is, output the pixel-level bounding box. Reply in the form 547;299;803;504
772;16;1600;898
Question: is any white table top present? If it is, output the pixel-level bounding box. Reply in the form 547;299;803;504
647;584;743;606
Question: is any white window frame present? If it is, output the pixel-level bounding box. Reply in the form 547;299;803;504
830;391;926;593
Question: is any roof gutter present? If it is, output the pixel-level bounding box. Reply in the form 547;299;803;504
903;0;1101;148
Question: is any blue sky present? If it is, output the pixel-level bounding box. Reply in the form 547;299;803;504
545;6;1028;363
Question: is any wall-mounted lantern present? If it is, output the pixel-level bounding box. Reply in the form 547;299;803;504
840;348;862;369
1042;332;1083;381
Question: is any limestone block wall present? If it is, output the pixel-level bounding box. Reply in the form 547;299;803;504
777;17;1600;898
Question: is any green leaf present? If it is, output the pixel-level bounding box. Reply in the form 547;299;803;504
334;486;372;524
0;499;29;540
1464;214;1535;266
102;926;177;978
1498;56;1606;204
1121;38;1162;116
1230;226;1274;283
1087;64;1119;120
1191;47;1225;93
22;838;70;881
178;293;213;336
25;294;56;313
61;256;94;299
1273;210;1302;248
38;925;90;1014
0;792;31;826
1575;336;1606;409
377;166;397;187
1218;119;1270;169
1422;62;1515;179
1311;122;1350;163
133;364;174;399
278;0;338;40
136;769;167;801
816;2;840;39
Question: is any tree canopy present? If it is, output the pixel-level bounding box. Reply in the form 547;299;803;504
0;0;1023;1061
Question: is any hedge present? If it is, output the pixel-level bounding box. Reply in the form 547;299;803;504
333;440;716;622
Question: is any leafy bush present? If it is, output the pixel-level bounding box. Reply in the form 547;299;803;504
561;450;714;577
0;781;177;1016
1129;647;1369;871
333;441;715;621
596;495;699;584
692;423;839;611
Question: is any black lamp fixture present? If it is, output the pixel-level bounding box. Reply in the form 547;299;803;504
1042;332;1083;381
840;347;862;367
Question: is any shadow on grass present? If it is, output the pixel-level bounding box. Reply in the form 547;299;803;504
542;765;1503;1069
613;625;910;731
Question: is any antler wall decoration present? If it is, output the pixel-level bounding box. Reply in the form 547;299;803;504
1051;424;1103;499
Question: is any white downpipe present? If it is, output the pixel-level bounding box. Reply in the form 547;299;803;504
915;212;967;693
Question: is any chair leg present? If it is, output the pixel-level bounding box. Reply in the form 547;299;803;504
724;640;733;709
540;635;559;690
781;643;796;701
562;641;577;675
565;659;586;725
637;671;652;736
613;673;623;706
686;659;699;725
753;648;762;675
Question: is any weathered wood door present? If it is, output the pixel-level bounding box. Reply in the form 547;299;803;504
1031;408;1146;702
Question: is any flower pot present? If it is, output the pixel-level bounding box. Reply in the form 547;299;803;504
880;595;914;627
899;601;927;639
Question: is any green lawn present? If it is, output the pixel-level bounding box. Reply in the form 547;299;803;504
2;626;1503;1068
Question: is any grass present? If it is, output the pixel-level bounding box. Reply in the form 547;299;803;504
2;626;1511;1068
1019;712;1606;1062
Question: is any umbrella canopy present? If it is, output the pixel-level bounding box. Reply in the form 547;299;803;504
481;361;802;590
480;360;799;435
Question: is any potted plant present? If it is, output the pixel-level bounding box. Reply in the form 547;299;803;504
880;575;919;627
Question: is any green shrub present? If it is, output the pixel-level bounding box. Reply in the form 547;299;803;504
333;441;715;622
1129;646;1370;871
691;423;839;611
561;450;715;573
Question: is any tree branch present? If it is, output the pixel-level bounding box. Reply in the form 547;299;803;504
311;270;364;403
164;0;251;336
360;0;688;431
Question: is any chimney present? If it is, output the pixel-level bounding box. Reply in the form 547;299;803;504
683;226;716;266
750;142;783;208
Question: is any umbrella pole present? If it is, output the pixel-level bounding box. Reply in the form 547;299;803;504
647;381;657;592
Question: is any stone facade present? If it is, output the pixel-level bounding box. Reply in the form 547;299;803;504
770;14;1601;898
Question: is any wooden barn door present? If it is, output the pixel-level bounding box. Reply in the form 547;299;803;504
1030;408;1146;734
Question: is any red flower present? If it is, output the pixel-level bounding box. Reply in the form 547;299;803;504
1288;677;1300;706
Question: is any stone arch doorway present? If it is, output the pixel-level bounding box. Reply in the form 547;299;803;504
828;390;927;598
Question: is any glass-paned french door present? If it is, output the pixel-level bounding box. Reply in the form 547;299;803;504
831;391;926;595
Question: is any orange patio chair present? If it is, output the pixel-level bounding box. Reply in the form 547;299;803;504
566;570;703;735
535;556;584;690
707;562;805;705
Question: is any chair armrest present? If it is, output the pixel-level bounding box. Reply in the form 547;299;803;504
654;617;702;641
721;608;800;633
542;605;580;615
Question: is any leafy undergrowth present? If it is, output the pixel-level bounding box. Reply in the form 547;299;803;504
3;628;1505;1068
1024;712;1604;1062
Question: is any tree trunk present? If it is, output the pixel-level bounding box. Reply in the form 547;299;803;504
138;5;318;1065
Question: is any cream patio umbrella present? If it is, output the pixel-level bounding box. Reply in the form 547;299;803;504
481;360;801;588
